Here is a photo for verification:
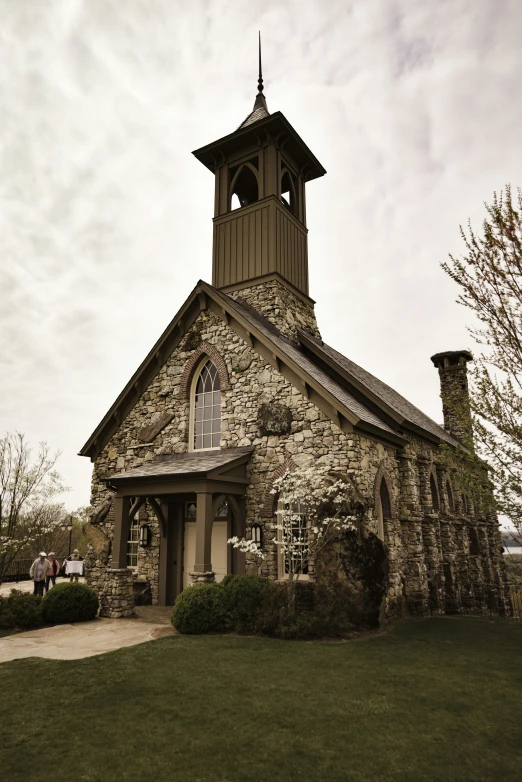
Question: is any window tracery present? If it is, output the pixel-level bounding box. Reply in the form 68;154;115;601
191;359;221;450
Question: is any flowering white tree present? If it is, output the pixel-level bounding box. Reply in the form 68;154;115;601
0;433;66;584
229;466;362;612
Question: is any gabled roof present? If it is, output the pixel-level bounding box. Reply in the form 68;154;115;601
108;447;253;485
79;279;455;461
297;330;459;447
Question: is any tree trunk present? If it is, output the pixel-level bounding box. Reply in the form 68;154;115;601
287;572;296;614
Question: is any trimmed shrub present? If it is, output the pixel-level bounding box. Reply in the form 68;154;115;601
220;574;236;588
0;590;43;629
171;584;227;634
42;582;99;624
223;574;273;634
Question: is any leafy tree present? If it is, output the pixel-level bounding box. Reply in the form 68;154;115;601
229;466;363;612
442;185;522;543
0;433;66;583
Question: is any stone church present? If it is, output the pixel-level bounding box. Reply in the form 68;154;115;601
80;68;506;619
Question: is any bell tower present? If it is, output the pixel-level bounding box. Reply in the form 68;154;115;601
192;37;326;307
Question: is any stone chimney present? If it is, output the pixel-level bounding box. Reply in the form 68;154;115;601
430;350;474;444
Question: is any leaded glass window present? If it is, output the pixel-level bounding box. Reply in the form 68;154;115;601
127;501;140;568
278;500;309;578
193;360;221;450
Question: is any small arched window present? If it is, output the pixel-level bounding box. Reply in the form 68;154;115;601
469;526;480;555
430;473;440;511
446;481;454;513
191;359;221;450
230;163;258;210
376;478;391;542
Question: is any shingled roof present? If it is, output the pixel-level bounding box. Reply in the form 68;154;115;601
238;101;270;129
296;329;459;447
108;447;253;484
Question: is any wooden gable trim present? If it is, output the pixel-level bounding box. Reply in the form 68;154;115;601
297;329;405;426
79;283;205;460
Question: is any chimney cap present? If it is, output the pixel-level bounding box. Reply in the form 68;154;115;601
430;349;473;368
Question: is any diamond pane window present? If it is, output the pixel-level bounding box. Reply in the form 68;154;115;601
193;360;221;450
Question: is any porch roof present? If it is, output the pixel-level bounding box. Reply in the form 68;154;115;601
106;446;254;486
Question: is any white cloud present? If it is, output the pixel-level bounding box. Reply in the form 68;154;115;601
1;0;521;506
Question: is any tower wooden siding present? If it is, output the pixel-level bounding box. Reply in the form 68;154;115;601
212;195;309;293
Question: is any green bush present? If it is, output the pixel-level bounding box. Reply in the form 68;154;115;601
171;584;227;634
0;590;43;629
42;582;99;624
270;580;355;640
340;530;387;626
223;574;273;634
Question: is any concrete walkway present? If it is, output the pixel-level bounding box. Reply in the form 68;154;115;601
0;606;175;664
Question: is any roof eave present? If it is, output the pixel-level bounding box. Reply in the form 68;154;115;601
105;449;254;486
192;112;326;182
297;329;405;426
79;280;209;460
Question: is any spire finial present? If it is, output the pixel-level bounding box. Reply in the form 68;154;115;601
257;31;264;95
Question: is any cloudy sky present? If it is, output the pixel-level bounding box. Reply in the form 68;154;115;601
1;0;521;511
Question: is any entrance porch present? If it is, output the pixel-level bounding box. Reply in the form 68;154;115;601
102;447;253;611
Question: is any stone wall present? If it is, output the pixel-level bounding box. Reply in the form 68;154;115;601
86;296;507;619
228;278;321;342
85;545;134;618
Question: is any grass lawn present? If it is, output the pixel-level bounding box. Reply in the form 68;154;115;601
1;618;521;782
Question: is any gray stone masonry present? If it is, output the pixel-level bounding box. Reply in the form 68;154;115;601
228;278;321;342
86;292;508;620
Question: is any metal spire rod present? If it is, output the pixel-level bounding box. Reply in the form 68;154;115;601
257;31;264;94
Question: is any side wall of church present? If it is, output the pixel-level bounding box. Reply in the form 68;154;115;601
87;306;507;617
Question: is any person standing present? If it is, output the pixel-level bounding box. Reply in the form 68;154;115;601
65;549;84;582
45;552;61;592
29;552;50;596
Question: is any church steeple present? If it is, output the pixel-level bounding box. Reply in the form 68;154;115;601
239;32;269;127
192;41;326;303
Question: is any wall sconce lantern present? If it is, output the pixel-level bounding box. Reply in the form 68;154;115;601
139;524;151;547
251;523;262;549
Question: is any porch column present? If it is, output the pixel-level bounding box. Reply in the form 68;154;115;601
191;491;215;583
111;496;131;569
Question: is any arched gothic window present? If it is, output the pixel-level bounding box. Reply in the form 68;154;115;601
230;163;259;210
277;498;309;580
191;359;221;450
281;168;297;215
430;473;440;511
376;478;391;542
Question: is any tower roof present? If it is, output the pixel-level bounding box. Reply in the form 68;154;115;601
238;96;270;129
193;111;325;181
238;32;270;129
